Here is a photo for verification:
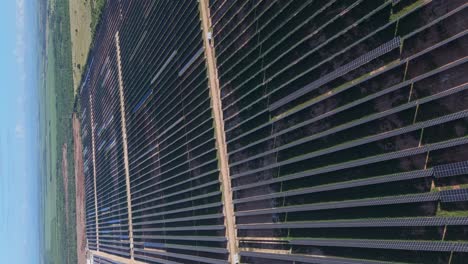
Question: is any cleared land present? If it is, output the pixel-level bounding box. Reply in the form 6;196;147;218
73;114;86;264
62;143;69;226
90;251;146;264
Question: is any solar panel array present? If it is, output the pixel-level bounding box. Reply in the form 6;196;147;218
80;2;132;258
118;1;228;263
80;1;229;263
209;0;468;263
80;0;468;263
81;89;97;251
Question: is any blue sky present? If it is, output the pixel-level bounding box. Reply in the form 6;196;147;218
0;0;40;263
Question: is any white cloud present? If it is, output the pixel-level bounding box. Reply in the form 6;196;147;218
14;0;28;128
14;0;26;82
15;123;25;139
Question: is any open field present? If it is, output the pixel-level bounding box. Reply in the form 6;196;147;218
41;19;59;262
40;0;77;263
69;0;106;94
69;0;92;94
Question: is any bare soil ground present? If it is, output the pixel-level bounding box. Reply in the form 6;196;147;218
73;114;86;264
62;143;69;226
90;250;147;264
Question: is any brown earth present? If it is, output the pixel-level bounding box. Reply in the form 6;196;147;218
73;114;87;264
62;143;69;227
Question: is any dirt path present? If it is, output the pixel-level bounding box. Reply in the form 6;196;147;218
199;0;239;263
90;250;147;264
115;32;135;259
73;114;87;264
62;143;69;227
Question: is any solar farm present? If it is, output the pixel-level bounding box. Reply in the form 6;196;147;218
78;0;468;263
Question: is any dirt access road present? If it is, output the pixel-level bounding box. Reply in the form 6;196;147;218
199;0;239;262
62;143;69;227
73;114;86;264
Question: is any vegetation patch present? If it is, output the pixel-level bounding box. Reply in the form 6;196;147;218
41;0;77;262
390;0;427;21
90;0;107;38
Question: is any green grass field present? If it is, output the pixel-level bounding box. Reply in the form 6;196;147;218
69;0;92;94
40;0;77;263
69;0;106;96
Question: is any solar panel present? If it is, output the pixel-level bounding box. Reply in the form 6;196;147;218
235;192;439;217
234;169;432;204
240;251;388;264
269;37;401;111
237;216;468;229
434;160;468;178
290;238;468;253
440;189;468;203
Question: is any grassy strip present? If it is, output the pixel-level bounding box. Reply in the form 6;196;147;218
390;0;426;21
437;209;468;217
91;0;107;38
